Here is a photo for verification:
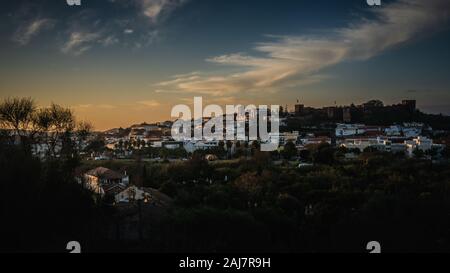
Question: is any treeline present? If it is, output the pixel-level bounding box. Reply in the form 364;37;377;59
0;98;108;252
0;97;92;157
281;106;450;132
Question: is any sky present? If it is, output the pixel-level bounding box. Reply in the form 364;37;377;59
0;0;449;130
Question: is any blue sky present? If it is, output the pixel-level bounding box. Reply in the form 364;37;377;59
0;0;449;129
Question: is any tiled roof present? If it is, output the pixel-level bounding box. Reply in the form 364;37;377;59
103;183;127;195
86;167;125;180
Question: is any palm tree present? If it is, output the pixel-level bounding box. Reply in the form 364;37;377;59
226;140;233;159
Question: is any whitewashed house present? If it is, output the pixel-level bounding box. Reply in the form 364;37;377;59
335;124;366;137
115;186;173;206
184;141;219;153
115;186;149;203
404;136;443;157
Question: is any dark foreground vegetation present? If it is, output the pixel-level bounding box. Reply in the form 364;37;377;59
2;141;450;252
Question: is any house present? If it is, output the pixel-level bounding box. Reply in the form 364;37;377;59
129;128;146;141
146;130;163;142
385;125;402;136
298;162;314;168
142;124;159;131
404;136;444;157
115;186;150;203
183;141;219;153
341;137;390;152
335;124;366;137
300;136;332;146
205;154;218;161
402;123;424;138
162;141;184;150
340;135;442;156
279;131;300;145
83;167;129;196
115;185;173;207
102;183;127;197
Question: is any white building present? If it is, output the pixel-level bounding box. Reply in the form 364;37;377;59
385;125;402;136
402;127;422;138
341;137;391;152
142;124;159;132
184;141;219;153
335;124;366;137
267;131;299;146
402;123;424;138
300;137;332;146
280;131;300;145
405;136;435;157
341;135;443;157
115;186;173;206
115;186;150;203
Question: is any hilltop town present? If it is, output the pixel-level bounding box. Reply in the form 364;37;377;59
88;99;450;163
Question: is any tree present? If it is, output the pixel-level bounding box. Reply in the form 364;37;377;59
218;140;225;150
413;148;425;159
443;145;450;159
85;137;106;155
0;97;36;144
299;148;311;161
312;143;335;165
232;171;271;207
282;141;297;160
75;121;93;153
0;98;83;158
251;141;260;156
226;140;233;159
142;164;152;187
252;151;271;174
235;141;245;158
226;140;233;150
235;141;241;149
32;104;76;157
132;139;138;149
364;100;384;108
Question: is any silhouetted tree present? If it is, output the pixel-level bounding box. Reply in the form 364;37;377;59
282;141;297;160
0;97;35;145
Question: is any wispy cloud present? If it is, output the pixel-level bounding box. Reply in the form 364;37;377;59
61;32;102;56
137;100;161;107
13;18;55;45
137;0;189;23
73;104;117;110
101;35;120;47
10;0;191;56
158;0;450;96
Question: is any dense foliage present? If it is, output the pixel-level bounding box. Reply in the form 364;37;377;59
144;151;450;252
75;146;450;253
